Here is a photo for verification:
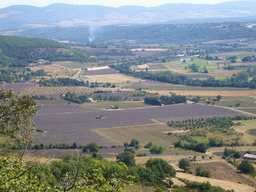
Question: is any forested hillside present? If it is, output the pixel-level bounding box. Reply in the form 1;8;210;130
0;36;91;67
19;22;256;44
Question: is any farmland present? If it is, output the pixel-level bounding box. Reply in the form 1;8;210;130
21;86;95;95
0;83;38;93
30;64;77;78
80;74;145;84
30;103;243;146
189;161;256;187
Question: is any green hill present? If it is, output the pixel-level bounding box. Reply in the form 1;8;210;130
0;35;91;67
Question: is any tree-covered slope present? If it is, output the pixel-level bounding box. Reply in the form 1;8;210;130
0;35;91;67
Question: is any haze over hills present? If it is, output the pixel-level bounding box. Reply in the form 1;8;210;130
1;1;256;32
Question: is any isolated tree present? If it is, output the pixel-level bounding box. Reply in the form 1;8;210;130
238;160;256;174
178;158;192;173
216;95;222;101
196;167;211;178
130;139;139;147
82;142;99;153
149;145;165;154
146;158;176;179
144;141;153;148
116;151;135;166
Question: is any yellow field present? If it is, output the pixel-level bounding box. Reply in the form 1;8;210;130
30;64;76;78
92;123;177;147
21;86;95;95
176;172;255;192
130;48;167;51
232;120;256;145
148;90;256;97
81;74;144;84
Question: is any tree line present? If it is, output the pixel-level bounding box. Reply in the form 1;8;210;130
110;63;256;88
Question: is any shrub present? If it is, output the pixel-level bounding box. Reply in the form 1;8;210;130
144;141;153;148
146;158;176;179
149;145;165;154
136;153;147;157
195;167;211;178
178;158;192;173
116;151;135;166
238;160;256;174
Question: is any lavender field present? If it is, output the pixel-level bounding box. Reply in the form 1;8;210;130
31;103;242;146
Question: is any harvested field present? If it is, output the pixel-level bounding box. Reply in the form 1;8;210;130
31;64;76;77
148;90;256;97
92;124;178;147
83;68;119;75
189;161;256;188
174;72;211;79
231;120;256;144
81;74;144;84
0;83;38;93
147;63;168;70
132;81;169;86
31;103;242;146
21;86;95;95
176;172;255;192
55;61;96;69
213;70;243;77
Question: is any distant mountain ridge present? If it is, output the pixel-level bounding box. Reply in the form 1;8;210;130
1;1;256;32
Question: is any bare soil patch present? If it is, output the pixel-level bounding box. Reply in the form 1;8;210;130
81;74;144;83
190;161;256;187
31;64;76;77
176;172;255;192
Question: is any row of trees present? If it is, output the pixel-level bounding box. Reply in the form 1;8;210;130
111;63;256;88
144;94;186;106
38;78;87;86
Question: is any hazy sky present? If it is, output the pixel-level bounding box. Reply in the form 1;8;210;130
0;0;243;9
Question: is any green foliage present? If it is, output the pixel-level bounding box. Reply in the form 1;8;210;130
216;95;222;101
174;140;209;153
146;158;176;179
178;158;192;173
82;142;99;153
144;97;161;106
124;147;135;154
189;63;200;72
144;141;153;148
195;167;211;178
111;62;256;88
64;92;88;104
238;160;256;174
223;148;241;159
0;89;39;143
149;145;165;154
116;151;136;167
0;35;91;67
130;139;139;147
179;178;227;192
38;78;87;87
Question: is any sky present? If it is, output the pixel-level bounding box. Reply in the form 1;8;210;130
0;0;244;9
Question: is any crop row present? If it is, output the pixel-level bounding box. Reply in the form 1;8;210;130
22;86;95;95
